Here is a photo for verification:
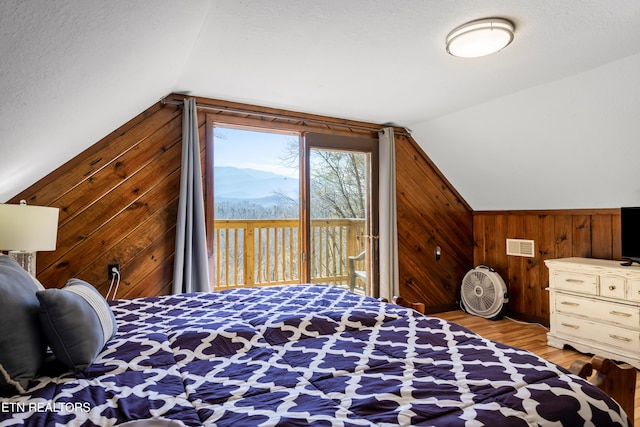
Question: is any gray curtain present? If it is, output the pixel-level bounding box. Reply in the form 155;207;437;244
378;127;399;301
173;98;211;294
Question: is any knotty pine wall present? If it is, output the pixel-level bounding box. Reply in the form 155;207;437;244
10;94;473;310
473;209;621;326
395;134;473;313
9;101;195;298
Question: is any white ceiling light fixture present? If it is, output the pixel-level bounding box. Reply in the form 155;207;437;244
446;18;515;58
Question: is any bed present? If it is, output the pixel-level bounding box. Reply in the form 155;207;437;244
0;278;633;426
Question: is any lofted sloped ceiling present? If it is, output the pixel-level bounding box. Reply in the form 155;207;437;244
1;0;640;209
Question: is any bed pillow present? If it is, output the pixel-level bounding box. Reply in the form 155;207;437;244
37;278;117;371
0;254;47;394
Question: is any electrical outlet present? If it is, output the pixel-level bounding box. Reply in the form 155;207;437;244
108;264;120;280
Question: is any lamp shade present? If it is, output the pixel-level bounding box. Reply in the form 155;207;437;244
0;202;59;251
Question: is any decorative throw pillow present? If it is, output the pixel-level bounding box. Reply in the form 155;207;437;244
0;254;47;394
37;278;118;371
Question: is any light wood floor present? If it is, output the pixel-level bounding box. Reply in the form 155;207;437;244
433;310;639;426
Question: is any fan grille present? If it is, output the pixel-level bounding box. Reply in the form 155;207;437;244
461;268;507;318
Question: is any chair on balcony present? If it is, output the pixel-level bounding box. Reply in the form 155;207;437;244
348;251;367;293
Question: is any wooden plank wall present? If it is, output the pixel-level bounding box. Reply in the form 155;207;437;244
9;102;194;298
395;134;473;313
10;94;473;308
473;209;621;325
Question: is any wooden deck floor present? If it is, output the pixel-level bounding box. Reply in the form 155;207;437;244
432;310;639;426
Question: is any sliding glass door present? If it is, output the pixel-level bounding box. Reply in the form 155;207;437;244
209;125;378;295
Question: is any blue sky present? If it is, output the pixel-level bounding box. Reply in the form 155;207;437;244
213;126;299;178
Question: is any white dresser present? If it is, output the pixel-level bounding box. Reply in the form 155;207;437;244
546;257;640;369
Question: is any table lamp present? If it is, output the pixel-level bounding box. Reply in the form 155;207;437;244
0;200;59;276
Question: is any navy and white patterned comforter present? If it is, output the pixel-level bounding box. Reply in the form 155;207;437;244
0;285;631;426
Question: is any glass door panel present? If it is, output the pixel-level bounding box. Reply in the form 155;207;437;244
211;126;300;290
309;149;370;294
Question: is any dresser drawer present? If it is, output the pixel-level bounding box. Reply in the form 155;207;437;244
554;313;640;351
551;271;598;295
600;275;626;299
629;279;640;302
555;293;590;316
555;293;640;328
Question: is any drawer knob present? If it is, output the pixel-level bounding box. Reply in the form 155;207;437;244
609;334;632;342
609;285;616;291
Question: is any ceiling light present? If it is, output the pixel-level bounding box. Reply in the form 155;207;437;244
446;18;514;58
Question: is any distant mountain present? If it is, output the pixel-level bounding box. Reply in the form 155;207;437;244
214;166;299;200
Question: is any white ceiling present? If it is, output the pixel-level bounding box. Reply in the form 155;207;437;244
1;0;640;209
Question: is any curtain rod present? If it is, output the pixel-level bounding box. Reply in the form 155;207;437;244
161;97;411;136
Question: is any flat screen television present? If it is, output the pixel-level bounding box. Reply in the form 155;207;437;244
621;207;640;265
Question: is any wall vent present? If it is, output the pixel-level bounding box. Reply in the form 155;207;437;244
506;239;535;257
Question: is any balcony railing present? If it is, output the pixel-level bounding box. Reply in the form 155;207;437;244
213;218;366;291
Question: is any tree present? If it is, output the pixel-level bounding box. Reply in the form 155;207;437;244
310;150;366;219
282;138;367;220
